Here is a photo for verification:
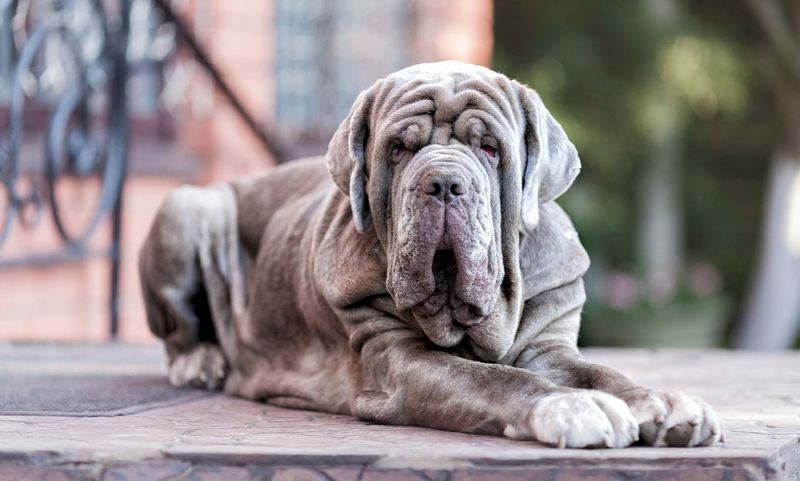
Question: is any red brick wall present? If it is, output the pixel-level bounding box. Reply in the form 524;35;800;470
414;0;493;65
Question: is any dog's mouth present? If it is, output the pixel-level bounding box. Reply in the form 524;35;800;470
411;247;487;328
431;248;457;296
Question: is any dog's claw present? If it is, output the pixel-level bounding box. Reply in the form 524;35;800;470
557;435;566;449
626;390;721;447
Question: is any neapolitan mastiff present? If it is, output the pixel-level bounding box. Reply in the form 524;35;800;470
139;62;720;448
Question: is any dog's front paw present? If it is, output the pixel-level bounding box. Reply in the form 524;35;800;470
168;343;228;391
504;390;639;448
621;389;721;447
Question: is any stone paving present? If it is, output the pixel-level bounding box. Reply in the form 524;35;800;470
0;344;798;480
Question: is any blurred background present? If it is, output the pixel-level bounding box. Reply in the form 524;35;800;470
1;0;798;350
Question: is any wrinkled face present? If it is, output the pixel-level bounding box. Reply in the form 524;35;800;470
327;62;580;361
368;66;520;354
381;114;506;349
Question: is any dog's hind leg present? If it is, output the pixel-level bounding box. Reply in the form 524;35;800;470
139;184;248;390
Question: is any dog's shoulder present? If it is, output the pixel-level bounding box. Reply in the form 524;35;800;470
519;201;590;300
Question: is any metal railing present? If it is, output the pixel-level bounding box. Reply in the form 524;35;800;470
0;0;281;337
0;0;129;335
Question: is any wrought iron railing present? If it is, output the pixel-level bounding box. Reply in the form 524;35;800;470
0;0;282;337
0;0;130;336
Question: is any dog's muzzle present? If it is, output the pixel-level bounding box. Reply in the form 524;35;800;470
387;145;500;347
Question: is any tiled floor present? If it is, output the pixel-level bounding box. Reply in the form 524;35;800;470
1;345;798;480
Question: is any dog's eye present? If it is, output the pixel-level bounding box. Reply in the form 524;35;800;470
481;145;498;158
391;144;410;159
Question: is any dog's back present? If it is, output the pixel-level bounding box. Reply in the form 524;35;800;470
231;157;334;257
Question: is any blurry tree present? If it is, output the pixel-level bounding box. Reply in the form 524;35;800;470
637;0;684;294
494;0;769;346
734;0;800;349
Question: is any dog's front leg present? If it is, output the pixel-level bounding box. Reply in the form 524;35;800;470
350;322;638;448
516;339;721;447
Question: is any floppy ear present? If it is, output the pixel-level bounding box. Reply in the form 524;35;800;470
326;87;375;233
518;86;581;234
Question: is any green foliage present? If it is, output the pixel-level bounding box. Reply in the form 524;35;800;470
496;0;657;266
658;34;747;119
494;0;774;343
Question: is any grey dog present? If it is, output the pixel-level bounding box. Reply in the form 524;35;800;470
139;61;720;448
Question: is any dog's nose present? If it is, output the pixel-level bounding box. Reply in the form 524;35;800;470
422;172;467;202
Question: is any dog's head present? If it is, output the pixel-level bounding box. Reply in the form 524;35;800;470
326;61;580;361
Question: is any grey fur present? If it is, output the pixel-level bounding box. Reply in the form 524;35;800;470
139;62;720;448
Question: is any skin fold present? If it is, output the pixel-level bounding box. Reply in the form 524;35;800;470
139;61;721;448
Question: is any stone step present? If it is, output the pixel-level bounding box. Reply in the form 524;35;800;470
0;344;797;480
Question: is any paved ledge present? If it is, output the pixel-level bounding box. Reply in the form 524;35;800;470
0;344;798;480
